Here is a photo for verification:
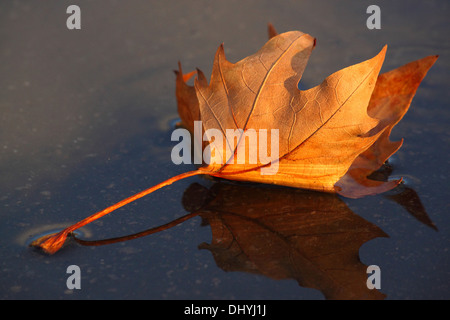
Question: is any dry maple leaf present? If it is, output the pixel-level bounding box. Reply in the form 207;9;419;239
31;25;437;254
176;24;438;197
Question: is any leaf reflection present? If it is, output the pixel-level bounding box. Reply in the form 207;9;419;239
184;182;387;300
368;162;437;231
72;179;435;300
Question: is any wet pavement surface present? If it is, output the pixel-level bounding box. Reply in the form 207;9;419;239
0;0;449;299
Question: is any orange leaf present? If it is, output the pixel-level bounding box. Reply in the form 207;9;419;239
177;26;437;196
336;55;438;198
31;25;437;254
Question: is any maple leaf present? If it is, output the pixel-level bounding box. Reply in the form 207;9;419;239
31;25;437;254
176;24;438;198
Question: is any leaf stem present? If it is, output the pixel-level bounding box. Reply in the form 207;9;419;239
30;169;206;254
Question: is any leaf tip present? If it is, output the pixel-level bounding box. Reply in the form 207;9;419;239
428;54;439;66
174;61;182;77
268;23;278;39
195;68;208;87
